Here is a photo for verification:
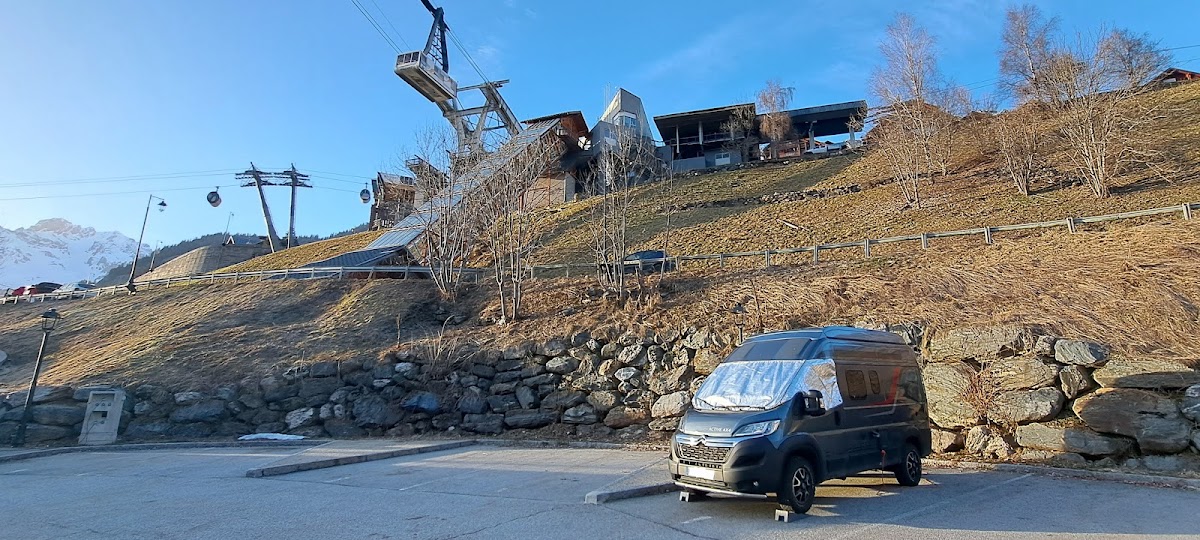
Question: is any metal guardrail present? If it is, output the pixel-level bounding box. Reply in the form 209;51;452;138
2;202;1195;305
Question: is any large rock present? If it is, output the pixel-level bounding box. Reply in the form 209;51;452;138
648;417;681;431
923;363;982;429
1182;384;1200;423
169;400;227;423
587;391;619;414
401;391;440;414
284;407;316;430
964;425;1016;459
541;390;586;410
681;328;712;350
0;421;73;443
1073;388;1192;453
352;395;402;428
562;404;599;424
299;377;342;398
651;392;691;418
462;413;505;434
614;367;641;382
538;339;568;358
1054;340;1109;367
1014;423;1133;456
927;326;1031;362
27;404;86;426
603;406;649;428
931;428;964;453
545;357;579;375
618;345;647;367
647;365;693;395
260;376;297;402
515;386;539;409
1059;365;1096;399
323;419;367;438
6;385;74;405
989;388;1064;425
173;391;207;405
308;361;339;378
983;356;1059;392
692;349;722;375
456;393;489;415
503;409;557;429
124;419;172;439
487;394;520;414
1091;357;1200;389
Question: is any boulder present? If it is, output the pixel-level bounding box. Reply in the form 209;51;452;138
490;382;518;395
927;326;1031;361
651;392;690;418
587;391;620;414
538;339;568;357
0;421;73;443
29;404;86;426
964;425;1015;459
1054;340;1109;367
323;419;367;438
352;395;403;428
401;391;440;414
541;390;586;410
522;374;558;387
648;417;681;431
923;363;982;429
546;357;579;375
982;356;1059;392
1192;430;1200;453
299;377;342;398
462;413;505;434
260;376;297;402
1091;357;1200;389
169;400;227;423
503;409;557;429
614;367;641;382
6;385;73;405
304;362;336;378
173;391;206;405
1137;455;1197;474
1032;335;1057;358
647;365;693;395
603;406;649;428
519;362;546;378
124;419;172;439
1073;388;1192;453
456;393;489;415
597;360;622;377
989;388;1064;425
681;328;711;350
1014;423;1133;456
618;345;647;367
1059;365;1096;399
487;394;520;413
503;342;533;360
562;404;599;424
1017;450;1087;467
931;428;965;453
1182;384;1200;423
599;342;621;359
515;386;539;409
284;407;316;430
431;413;462;431
256;421;287;434
692;349;722;375
394;362;420;378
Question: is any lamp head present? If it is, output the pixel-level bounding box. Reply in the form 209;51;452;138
39;308;61;331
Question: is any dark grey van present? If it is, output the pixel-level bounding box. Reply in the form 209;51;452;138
669;326;931;514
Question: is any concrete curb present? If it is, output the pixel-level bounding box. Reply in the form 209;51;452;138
0;440;323;465
585;482;677;504
245;440;476;478
926;459;1200;491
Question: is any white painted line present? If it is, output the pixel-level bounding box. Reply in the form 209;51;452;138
681;516;712;525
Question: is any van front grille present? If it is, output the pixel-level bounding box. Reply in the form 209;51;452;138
677;443;729;464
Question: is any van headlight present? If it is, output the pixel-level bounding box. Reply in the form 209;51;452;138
732;420;780;437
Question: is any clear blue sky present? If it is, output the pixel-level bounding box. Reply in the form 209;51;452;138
2;0;1197;245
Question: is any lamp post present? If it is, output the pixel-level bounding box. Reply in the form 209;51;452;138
731;302;748;344
11;309;62;447
126;195;167;293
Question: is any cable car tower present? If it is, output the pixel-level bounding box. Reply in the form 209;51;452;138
394;0;520;157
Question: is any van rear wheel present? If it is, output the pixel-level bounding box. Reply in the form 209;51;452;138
778;456;817;514
894;444;922;486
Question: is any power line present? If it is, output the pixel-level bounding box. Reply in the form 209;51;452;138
447;28;492;85
309;175;368;185
0;169;237;189
349;0;400;53
368;0;411;50
0;184;239;202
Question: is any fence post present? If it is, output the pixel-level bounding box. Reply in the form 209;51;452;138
921;233;929;250
983;227;994;245
1184;203;1193;220
719;254;725;268
863;239;871;257
764;250;771;267
565;265;570;278
1066;218;1077;233
812;247;820;264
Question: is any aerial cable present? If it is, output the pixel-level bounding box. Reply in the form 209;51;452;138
349;0;400;53
368;0;412;50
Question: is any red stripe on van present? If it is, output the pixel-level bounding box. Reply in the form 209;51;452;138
878;368;901;405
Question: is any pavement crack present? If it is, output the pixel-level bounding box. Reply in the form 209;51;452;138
600;504;720;540
430;504;566;540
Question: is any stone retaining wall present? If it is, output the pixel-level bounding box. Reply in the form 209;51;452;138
3;323;1197;474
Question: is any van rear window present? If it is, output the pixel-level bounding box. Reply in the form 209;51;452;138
725;339;811;361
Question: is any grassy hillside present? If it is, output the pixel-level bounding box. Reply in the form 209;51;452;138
216;230;386;273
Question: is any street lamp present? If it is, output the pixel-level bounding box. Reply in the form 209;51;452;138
11;308;62;447
731;302;748;344
126;195;167;293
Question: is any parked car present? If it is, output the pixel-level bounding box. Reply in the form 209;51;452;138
25;282;62;295
621;250;675;274
670;326;931;515
4;286;26;297
54;282;96;293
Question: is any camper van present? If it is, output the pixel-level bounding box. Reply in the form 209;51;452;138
669;326;931;514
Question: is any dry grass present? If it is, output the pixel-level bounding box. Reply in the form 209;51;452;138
495;219;1200;366
216;230;387;273
0;279;462;392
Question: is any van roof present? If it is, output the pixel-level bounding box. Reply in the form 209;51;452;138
744;326;907;346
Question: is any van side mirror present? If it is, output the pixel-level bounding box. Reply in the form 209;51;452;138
799;389;825;417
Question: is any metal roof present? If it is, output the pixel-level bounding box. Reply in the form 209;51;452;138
302;247;400;268
653;103;755;124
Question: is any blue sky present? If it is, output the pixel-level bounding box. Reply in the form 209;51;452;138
2;0;1198;245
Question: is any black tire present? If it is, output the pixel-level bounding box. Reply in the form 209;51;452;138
894;443;923;486
778;456;817;514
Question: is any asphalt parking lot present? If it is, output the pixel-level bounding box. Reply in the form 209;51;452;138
1;444;1197;539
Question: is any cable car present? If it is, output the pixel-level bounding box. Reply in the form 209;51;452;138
207;188;222;207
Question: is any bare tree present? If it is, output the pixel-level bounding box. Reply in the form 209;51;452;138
406;125;474;299
993;104;1044;196
999;4;1059;103
719;103;758;163
757;80;795;159
928;84;973;177
1040;29;1170;197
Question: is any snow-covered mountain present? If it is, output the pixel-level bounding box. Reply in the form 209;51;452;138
0;219;141;290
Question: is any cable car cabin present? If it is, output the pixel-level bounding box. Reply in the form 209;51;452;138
395;51;457;104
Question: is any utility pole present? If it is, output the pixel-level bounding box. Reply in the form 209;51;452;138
234;163;311;252
236;163;283;253
279;164;312;248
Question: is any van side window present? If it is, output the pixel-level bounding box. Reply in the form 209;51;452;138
845;370;868;400
868;371;882;396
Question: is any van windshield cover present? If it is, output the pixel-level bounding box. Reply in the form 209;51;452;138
725;338;811;361
693;360;811;411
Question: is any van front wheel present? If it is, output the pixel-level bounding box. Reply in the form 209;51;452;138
778;457;817;514
894;444;922;486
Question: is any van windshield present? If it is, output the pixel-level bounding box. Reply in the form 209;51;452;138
693;360;809;411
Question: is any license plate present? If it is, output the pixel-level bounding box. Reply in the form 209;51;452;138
684;466;717;480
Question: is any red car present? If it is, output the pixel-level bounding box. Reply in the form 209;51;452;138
6;286;28;297
24;282;62;295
